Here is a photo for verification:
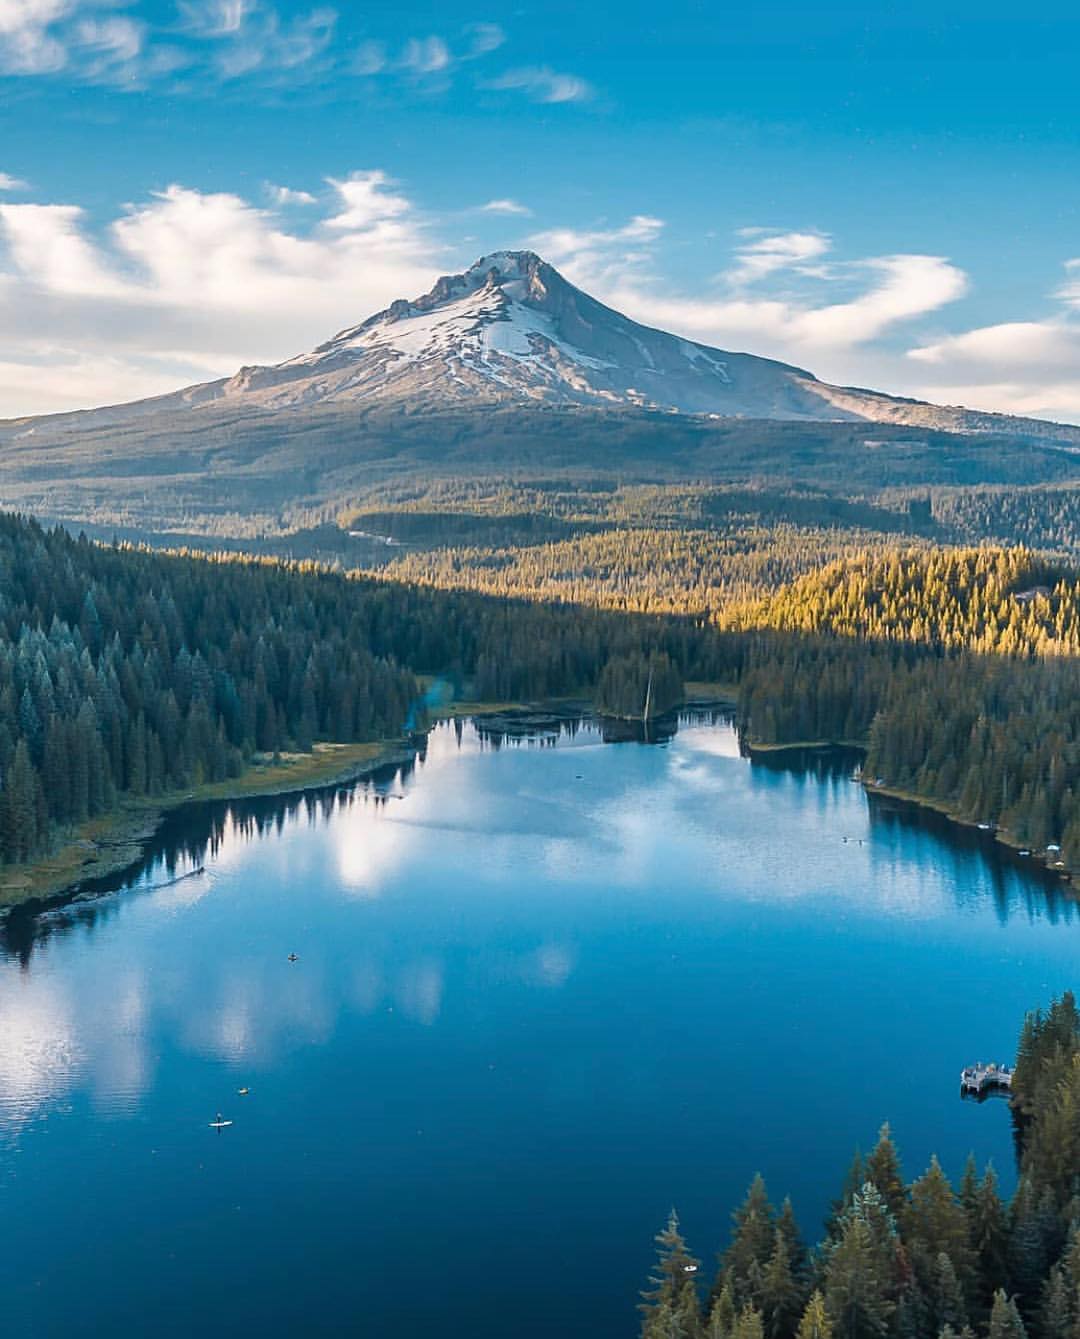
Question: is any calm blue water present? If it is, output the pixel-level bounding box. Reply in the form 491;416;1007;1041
0;714;1076;1338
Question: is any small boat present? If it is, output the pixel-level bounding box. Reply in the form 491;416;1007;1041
287;953;299;963
1019;849;1031;857
209;1113;233;1129
237;1087;250;1096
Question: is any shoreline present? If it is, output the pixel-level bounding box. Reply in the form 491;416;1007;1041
6;691;1068;917
0;737;422;913
863;776;1074;881
0;688;738;914
744;734;1074;880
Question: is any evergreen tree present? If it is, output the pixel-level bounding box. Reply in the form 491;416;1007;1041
760;1229;806;1339
1037;1266;1071;1339
797;1292;833;1339
641;1211;703;1339
718;1175;776;1309
967;1167;1010;1317
904;1158;974;1296
707;1283;738;1339
988;1292;1028;1339
866;1124;907;1221
822;1210;896;1339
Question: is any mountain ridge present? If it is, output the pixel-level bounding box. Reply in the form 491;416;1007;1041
4;250;1079;445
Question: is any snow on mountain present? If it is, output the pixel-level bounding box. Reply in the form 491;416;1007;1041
205;249;789;416
4;250;1080;442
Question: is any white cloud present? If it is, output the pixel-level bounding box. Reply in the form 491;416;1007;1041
400;34;450;75
351;24;508;86
68;13;147;83
324;169;411;231
465;22;504;57
725;229;831;286
1059;259;1080;306
177;0;256;37
0;0;72;73
906;304;1080;423
479;198;531;216
205;3;336;80
530;215;664;286
0;172;28;192
534;217;968;366
266;182;317;206
487;65;593;104
0;170;442;415
350;37;385;74
1;7;585;104
0;0;335;86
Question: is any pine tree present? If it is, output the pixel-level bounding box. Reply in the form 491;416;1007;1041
967;1167;1009;1316
904;1157;974;1295
718;1175;776;1308
827;1153;865;1242
866;1124;907;1221
641;1210;703;1339
760;1229;806;1339
707;1283;738;1339
823;1211;896;1339
732;1305;765;1339
1037;1266;1071;1339
797;1292;832;1339
928;1252;968;1335
988;1291;1028;1339
776;1197;810;1287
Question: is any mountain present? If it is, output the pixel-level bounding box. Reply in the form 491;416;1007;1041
2;250;1080;541
6;250;1079;439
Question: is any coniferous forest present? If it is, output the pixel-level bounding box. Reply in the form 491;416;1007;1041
639;996;1080;1339
11;506;1080;877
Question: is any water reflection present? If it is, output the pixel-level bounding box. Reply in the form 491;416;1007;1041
1;711;1078;1339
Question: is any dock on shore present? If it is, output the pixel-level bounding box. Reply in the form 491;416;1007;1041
960;1062;1013;1096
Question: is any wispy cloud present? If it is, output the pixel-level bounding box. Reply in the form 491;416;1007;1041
0;170;442;415
479;198;531;217
0;5;589;106
349;22;507;88
905;262;1080;421
265;182;316;206
186;1;337;81
486;65;593;104
534;217;967;359
725;229;831;286
529;215;665;286
0;0;71;75
0;172;29;192
399;35;451;75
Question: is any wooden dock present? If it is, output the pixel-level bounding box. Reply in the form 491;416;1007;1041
960;1062;1013;1096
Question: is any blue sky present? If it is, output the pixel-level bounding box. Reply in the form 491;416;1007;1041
2;0;1079;419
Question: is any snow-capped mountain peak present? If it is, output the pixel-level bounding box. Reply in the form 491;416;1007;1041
13;251;1080;444
217;250;781;414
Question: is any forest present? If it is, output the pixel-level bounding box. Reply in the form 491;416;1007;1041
639;994;1080;1339
0;512;727;870
11;490;1080;880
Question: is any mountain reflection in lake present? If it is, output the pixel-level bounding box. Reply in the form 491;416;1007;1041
0;713;1075;1339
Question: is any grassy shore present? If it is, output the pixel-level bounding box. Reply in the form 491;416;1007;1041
0;740;408;910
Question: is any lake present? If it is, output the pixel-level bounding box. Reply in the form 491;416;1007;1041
0;712;1076;1338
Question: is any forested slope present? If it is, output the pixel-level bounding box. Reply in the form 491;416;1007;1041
0;514;729;872
640;995;1080;1339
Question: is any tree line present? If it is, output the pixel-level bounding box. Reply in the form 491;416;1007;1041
641;995;1080;1339
0;513;731;871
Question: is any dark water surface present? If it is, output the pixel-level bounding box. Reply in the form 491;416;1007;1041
1;715;1076;1337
